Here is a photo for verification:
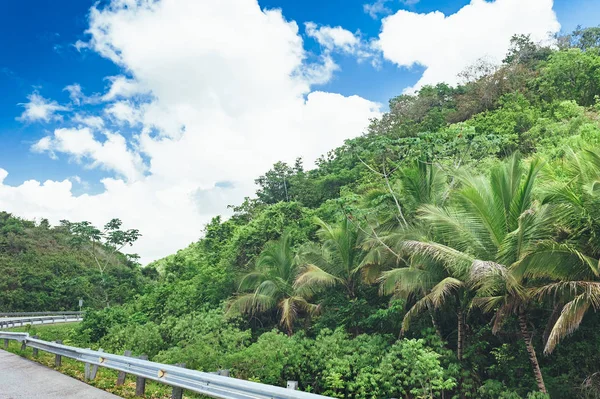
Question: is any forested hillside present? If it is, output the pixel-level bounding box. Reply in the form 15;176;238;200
9;27;600;398
0;214;148;311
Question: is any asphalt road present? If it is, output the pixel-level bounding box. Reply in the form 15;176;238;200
0;350;120;398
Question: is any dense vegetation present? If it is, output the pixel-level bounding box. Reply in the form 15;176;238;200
6;27;600;398
0;215;147;311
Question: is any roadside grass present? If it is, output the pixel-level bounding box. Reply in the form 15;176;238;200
3;324;202;399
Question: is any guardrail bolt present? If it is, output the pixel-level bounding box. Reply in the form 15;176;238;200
171;363;186;399
116;350;132;386
32;336;39;357
287;381;299;390
135;354;148;397
54;340;62;367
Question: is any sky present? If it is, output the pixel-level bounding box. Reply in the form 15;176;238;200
0;0;597;263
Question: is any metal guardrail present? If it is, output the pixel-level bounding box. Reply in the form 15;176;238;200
0;314;83;329
0;311;84;317
0;331;331;399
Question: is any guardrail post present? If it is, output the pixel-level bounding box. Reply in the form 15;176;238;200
116;350;132;385
171;363;186;399
90;348;103;380
3;339;8;349
135;354;148;397
32;336;39;357
20;340;26;352
218;369;230;377
54;340;62;367
287;381;298;390
84;348;92;380
84;362;91;381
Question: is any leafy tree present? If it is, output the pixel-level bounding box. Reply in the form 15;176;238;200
61;218;141;277
562;25;600;51
61;218;141;307
537;49;600;106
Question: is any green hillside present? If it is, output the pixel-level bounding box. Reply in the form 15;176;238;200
0;213;149;311
8;28;600;398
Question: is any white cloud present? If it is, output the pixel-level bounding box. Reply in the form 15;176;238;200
376;0;560;91
306;22;360;53
305;22;377;64
72;114;105;129
102;75;148;101
16;92;70;123
1;0;380;263
363;0;393;19
31;127;146;182
64;84;84;105
104;101;143;125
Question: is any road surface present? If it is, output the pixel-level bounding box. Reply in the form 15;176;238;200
0;350;120;398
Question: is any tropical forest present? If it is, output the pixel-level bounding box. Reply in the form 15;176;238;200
5;28;600;399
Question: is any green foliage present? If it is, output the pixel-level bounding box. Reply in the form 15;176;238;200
537;49;600;106
377;338;457;399
11;26;600;399
101;322;163;358
0;213;145;311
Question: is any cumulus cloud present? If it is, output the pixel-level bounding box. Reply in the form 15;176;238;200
102;75;149;101
376;0;560;91
104;101;143;125
16;92;70;123
305;22;377;64
1;0;380;263
31;127;146;182
305;23;360;53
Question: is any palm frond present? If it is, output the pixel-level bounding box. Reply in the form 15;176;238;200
378;267;435;297
294;264;344;295
402;240;474;278
512;241;599;280
545;293;593;354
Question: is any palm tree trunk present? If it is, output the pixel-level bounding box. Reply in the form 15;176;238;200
457;309;464;361
518;311;547;394
429;309;443;342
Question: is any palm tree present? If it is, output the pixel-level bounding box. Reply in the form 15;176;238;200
374;161;469;356
295;217;369;299
512;148;600;354
396;154;553;393
228;232;318;335
379;252;470;359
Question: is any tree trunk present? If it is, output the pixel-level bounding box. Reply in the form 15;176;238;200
429;309;443;343
457;309;464;361
518;311;547;394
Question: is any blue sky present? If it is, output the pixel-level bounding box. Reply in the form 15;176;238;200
0;0;594;185
0;0;598;261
